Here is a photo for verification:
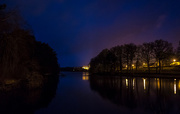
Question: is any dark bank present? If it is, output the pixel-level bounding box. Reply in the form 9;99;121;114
0;4;60;114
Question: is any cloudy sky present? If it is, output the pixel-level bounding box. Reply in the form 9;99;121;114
4;0;180;67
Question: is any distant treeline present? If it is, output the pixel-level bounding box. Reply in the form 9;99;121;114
89;39;180;74
0;4;59;83
60;67;88;72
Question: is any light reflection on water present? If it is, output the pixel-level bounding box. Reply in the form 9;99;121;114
82;72;89;80
174;79;176;94
143;78;146;90
126;79;128;88
133;78;135;90
90;75;180;113
34;72;180;114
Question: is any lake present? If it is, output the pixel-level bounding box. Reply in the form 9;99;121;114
34;72;180;114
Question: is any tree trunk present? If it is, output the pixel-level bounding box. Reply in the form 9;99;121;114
156;63;158;73
119;57;122;72
127;56;129;73
147;60;150;73
159;59;161;73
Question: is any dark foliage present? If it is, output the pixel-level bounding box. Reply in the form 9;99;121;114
89;39;175;74
153;39;173;73
177;41;180;61
141;42;154;73
0;4;60;81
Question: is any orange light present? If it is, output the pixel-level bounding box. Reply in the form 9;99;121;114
82;66;89;70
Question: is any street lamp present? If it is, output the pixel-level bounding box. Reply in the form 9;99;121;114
173;59;176;62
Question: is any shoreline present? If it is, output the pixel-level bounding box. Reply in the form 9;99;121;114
90;72;180;78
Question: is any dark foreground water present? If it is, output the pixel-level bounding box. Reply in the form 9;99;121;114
1;72;180;114
34;72;180;114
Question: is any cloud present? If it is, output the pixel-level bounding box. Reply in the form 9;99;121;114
156;15;167;28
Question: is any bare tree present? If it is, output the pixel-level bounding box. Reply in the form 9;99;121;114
110;45;123;72
135;45;142;71
153;39;173;73
123;43;136;73
141;42;154;73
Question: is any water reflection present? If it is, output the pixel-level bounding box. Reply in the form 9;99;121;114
126;79;128;88
0;75;59;114
82;72;89;80
143;78;146;90
174;79;176;94
133;78;135;90
89;76;180;113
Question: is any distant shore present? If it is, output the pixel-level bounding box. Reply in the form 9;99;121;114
90;72;180;78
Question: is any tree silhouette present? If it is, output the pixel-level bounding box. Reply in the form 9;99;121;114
152;39;173;73
110;45;123;72
177;41;180;61
141;42;154;73
135;45;142;71
0;4;60;83
123;43;136;73
89;40;177;74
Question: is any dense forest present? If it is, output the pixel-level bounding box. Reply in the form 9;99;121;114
0;4;59;87
89;39;180;74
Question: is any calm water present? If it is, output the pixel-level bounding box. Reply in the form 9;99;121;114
34;72;180;114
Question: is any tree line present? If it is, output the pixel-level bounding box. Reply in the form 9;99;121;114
89;39;180;74
0;4;59;81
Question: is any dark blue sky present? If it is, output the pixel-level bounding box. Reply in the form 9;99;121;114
5;0;180;67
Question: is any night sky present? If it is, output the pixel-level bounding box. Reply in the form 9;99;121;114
5;0;180;67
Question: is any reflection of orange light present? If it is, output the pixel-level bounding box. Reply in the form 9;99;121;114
178;80;180;90
82;76;86;80
174;79;176;94
82;72;89;80
126;79;128;88
133;78;135;89
157;79;160;89
82;76;89;80
143;78;146;90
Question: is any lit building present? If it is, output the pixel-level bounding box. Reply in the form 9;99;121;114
170;59;180;66
82;65;90;70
